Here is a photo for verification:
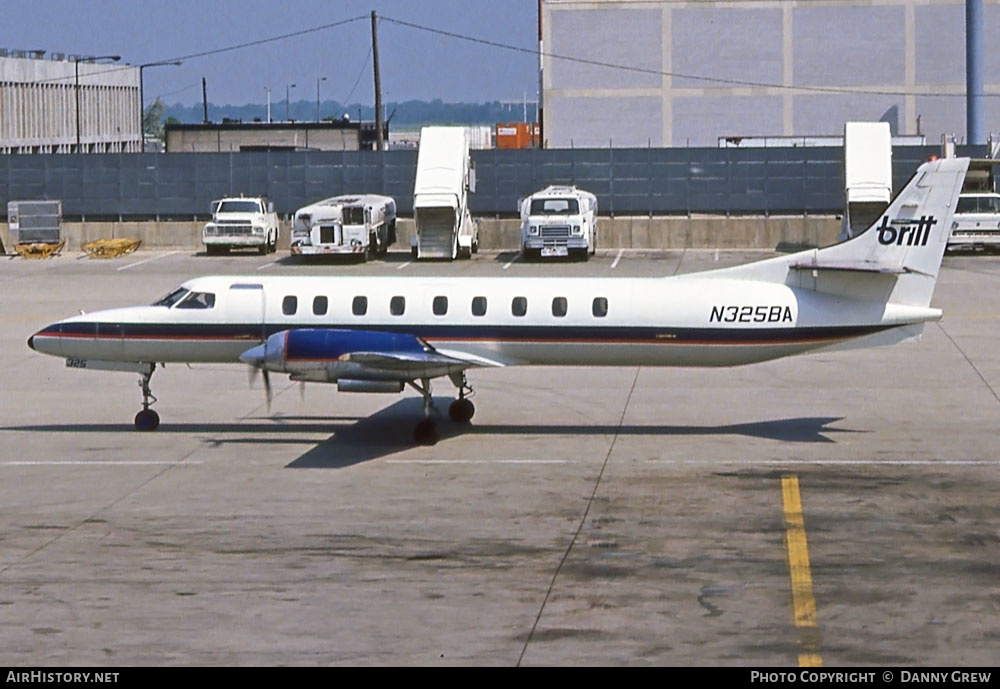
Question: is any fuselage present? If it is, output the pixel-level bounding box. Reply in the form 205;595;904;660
28;273;939;369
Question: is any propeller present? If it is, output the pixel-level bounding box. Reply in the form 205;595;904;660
248;364;273;411
241;339;273;412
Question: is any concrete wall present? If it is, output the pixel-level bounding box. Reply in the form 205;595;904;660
542;0;1000;147
2;216;840;254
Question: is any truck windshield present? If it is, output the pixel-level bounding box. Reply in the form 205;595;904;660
343;207;365;224
152;288;189;307
957;196;1000;214
217;201;262;213
531;198;579;215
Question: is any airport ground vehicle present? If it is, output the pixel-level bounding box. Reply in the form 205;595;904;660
203;197;278;255
411;127;477;260
946;192;1000;250
519;185;597;260
291;195;396;259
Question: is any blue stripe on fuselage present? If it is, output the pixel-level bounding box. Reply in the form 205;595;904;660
39;321;894;345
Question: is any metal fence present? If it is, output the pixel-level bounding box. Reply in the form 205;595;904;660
0;145;985;220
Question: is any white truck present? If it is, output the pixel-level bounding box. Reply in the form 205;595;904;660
203;196;279;255
519;185;598;260
290;194;397;259
412;126;478;260
947;192;1000;250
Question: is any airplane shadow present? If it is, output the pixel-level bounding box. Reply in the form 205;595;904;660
0;398;861;470
284;398;860;469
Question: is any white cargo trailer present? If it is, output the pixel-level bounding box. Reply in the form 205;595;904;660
412;127;478;260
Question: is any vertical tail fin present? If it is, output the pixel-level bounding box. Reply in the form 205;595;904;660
708;157;969;307
810;156;969;306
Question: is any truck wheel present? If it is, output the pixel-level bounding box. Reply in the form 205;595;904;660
472;240;479;254
258;243;267;255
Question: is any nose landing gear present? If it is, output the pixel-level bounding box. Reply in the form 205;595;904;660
134;365;159;431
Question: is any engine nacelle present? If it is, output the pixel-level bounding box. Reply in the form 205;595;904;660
240;328;439;384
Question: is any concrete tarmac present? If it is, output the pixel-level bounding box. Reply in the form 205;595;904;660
1;248;999;666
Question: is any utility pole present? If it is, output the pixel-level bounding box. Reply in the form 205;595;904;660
372;10;384;151
202;78;208;123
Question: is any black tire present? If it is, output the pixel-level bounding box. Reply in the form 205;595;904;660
413;419;438;445
411;245;418;259
449;398;475;424
258;242;267;255
134;409;160;432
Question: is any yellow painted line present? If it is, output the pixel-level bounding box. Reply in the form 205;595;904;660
782;475;822;667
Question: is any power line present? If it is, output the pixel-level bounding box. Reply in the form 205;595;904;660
380;14;998;99
24;15;368;86
335;41;374;120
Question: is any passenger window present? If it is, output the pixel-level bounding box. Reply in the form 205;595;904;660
175;291;215;309
352;296;368;316
592;297;608;318
282;296;297;316
390;296;406;316
552;297;567;318
471;296;487;317
433;296;448;316
512;296;527;317
313;296;328;316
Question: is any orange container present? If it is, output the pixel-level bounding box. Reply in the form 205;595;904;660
496;122;534;149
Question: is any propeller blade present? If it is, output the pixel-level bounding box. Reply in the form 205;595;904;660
262;368;272;411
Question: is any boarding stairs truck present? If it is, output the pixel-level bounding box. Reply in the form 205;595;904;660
411;127;478;260
203;196;279;255
840;122;892;241
519;185;598;260
291;194;397;260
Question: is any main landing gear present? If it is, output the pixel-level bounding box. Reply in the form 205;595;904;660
134;364;159;431
407;373;476;446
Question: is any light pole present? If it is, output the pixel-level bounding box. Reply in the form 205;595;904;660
75;54;120;153
138;60;182;151
265;86;271;123
316;76;326;122
286;83;296;122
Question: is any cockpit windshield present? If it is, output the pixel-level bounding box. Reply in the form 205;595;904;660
175;292;216;309
153;288;189;307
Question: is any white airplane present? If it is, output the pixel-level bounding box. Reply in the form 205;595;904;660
28;157;969;444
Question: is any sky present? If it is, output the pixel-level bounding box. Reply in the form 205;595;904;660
2;0;540;107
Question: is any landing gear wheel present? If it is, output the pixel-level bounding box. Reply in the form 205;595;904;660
413;419;438;445
449;398;475;423
134;409;160;431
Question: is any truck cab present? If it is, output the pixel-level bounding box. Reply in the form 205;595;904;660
203;197;278;255
520;185;598;260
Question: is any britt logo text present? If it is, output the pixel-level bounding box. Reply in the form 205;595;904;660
876;215;937;246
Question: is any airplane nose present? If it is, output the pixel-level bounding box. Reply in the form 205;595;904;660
27;334;35;351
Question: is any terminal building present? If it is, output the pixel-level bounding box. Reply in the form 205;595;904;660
540;0;1000;148
0;49;140;154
